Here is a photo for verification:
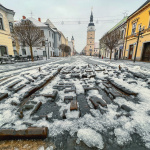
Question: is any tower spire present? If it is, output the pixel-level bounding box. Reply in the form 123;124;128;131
90;8;93;23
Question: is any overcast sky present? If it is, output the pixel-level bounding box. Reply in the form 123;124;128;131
0;0;145;52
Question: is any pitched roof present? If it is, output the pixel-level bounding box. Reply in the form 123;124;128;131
108;16;128;33
128;0;150;19
0;3;15;15
45;19;57;29
28;17;47;27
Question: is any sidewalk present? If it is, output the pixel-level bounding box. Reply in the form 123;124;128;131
89;56;150;75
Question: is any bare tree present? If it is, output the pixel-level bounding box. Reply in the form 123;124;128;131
12;19;45;61
59;44;66;57
59;44;71;57
64;45;71;56
101;30;121;60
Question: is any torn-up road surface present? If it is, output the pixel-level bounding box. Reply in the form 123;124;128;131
0;56;150;150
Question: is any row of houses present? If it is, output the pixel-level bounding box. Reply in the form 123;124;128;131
0;4;75;58
99;0;150;61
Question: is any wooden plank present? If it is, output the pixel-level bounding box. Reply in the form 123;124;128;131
7;80;22;88
89;96;107;108
0;93;8;101
0;127;48;140
30;102;42;116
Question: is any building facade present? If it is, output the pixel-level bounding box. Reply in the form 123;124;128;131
124;0;150;61
85;11;95;56
94;42;99;56
59;31;68;57
13;17;55;58
45;19;61;57
0;4;15;57
13;17;65;58
71;36;75;56
100;16;127;59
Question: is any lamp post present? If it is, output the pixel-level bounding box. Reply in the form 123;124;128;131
133;26;144;63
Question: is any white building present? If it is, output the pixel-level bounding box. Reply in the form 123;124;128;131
45;19;61;57
14;16;63;58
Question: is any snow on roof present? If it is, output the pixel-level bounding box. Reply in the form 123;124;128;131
28;17;47;27
45;19;57;29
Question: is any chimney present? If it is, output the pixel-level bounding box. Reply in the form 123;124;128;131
38;18;41;22
22;16;26;19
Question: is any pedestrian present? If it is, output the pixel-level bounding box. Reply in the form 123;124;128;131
102;55;103;59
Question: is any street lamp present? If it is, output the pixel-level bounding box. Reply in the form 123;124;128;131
133;26;144;63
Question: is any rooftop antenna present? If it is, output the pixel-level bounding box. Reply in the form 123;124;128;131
123;11;128;18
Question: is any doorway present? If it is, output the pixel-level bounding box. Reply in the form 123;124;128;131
142;42;150;61
128;45;134;59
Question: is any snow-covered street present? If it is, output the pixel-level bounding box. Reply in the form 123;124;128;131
0;56;150;150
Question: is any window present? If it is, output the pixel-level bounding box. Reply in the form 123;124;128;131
9;22;13;33
49;42;51;47
49;31;51;37
0;46;7;56
149;12;150;28
59;36;61;41
121;30;124;39
132;22;137;34
43;51;46;56
41;30;44;36
13;50;18;56
42;41;45;46
0;13;4;30
22;49;26;55
52;33;54;39
12;41;16;46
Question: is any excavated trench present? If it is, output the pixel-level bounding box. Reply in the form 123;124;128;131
0;61;149;150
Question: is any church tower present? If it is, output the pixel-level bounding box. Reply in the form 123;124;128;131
86;10;95;56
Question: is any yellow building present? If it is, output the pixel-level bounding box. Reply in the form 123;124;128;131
85;11;95;56
59;31;68;57
0;4;15;56
124;0;150;61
